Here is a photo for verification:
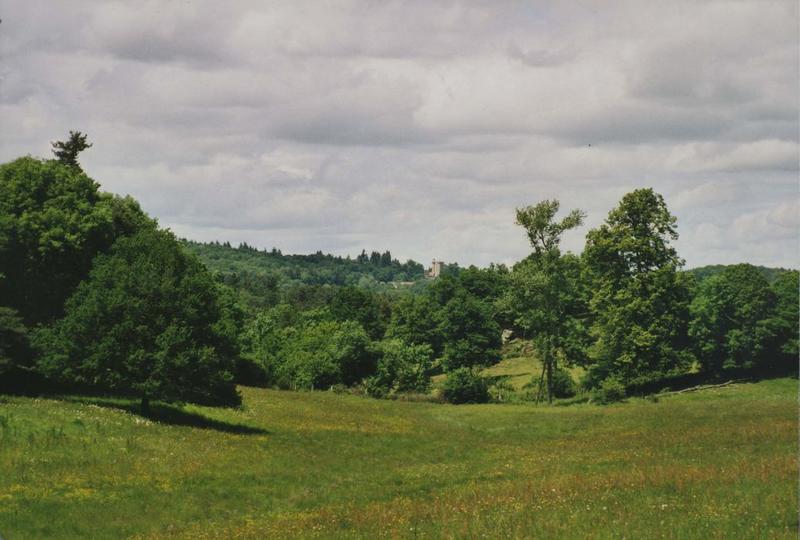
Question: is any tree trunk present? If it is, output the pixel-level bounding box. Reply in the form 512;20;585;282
535;364;546;404
546;342;553;404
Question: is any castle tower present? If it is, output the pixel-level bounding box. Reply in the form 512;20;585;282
428;259;443;278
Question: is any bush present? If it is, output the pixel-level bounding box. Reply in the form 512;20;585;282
551;368;577;398
242;309;376;391
283;320;374;389
592;377;626;404
488;378;516;403
442;368;489;404
363;376;389;399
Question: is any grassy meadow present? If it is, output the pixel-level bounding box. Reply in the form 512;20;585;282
0;377;797;539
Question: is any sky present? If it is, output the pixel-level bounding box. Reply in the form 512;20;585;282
1;0;798;269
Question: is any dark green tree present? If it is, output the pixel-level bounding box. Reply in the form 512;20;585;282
0;306;32;375
770;270;799;366
329;286;388;340
51;131;93;171
584;189;692;386
689;264;782;373
275;319;374;389
35;229;240;411
439;290;501;370
386;294;445;356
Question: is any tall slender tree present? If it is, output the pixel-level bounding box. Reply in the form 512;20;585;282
504;200;586;402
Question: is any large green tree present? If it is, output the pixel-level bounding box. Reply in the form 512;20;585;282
386;294;444;356
770;270;799;365
329;286;389;340
689;264;786;373
439;289;501;371
502;200;587;402
584;189;692;386
0;157;116;324
35;229;240;411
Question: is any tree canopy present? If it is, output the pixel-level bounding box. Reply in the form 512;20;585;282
35;229;241;410
584;188;692;386
503;200;587;401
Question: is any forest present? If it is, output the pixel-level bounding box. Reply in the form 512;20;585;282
1;134;797;410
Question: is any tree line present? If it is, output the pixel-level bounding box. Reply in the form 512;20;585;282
0;134;797;409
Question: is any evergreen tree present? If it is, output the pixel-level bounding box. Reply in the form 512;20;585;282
51;131;93;171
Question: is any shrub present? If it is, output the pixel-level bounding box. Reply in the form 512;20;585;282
363;376;389;399
592;377;626;404
442;368;489;404
488;378;516;403
551;367;577;398
365;339;433;398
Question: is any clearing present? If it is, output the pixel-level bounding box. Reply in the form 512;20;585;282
0;378;796;538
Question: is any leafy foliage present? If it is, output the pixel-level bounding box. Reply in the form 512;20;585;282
441;367;489;404
584;189;692;386
440;290;502;370
686;264;790;285
51;131;92;171
550;367;577;398
0;157;116;324
242;307;375;390
386;294;445;356
329;286;390;340
35;229;240;407
591;376;626;404
183;240;425;310
502;200;587;401
365;339;433;397
689;264;782;372
770;270;799;363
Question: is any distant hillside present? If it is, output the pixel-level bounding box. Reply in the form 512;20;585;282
182;240;427;308
685;264;792;284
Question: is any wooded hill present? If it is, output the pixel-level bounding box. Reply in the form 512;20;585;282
183;238;794;308
182;240;425;286
686;264;791;284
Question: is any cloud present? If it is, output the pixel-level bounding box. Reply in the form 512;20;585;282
0;0;797;268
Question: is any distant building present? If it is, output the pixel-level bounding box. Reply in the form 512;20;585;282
427;259;444;278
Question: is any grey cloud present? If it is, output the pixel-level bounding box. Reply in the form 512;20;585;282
507;41;575;67
549;105;732;145
0;0;797;268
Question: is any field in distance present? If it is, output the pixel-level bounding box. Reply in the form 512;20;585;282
1;378;796;538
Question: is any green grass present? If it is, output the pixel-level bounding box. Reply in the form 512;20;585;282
480;340;586;391
0;378;797;538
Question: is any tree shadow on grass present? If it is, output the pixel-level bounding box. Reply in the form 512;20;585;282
625;365;798;397
63;397;269;435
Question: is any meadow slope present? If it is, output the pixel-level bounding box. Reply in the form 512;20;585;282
0;378;796;539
